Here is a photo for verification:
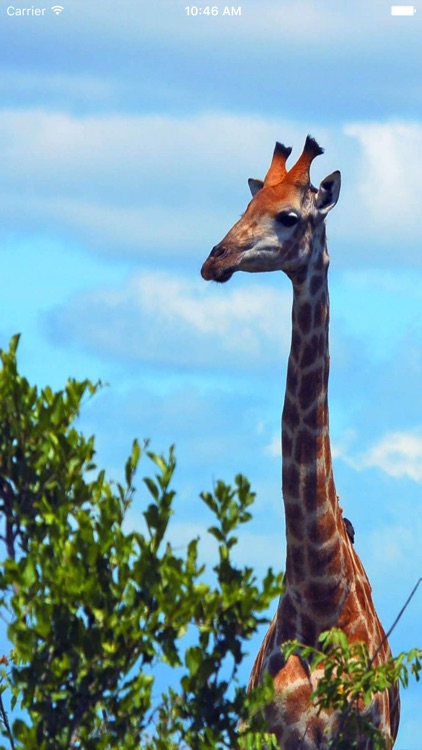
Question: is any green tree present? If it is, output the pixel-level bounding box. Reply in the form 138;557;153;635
0;335;280;749
0;335;420;750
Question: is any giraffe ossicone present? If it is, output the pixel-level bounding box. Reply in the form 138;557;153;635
201;136;400;749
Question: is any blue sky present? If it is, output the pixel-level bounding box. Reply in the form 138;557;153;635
0;0;421;745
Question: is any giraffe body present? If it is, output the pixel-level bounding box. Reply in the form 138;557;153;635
201;137;400;747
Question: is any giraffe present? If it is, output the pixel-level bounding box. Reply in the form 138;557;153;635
201;137;400;749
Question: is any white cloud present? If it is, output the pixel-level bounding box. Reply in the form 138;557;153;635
344;121;422;238
1;108;421;263
0;108;282;193
0;108;305;257
350;431;422;482
48;270;292;370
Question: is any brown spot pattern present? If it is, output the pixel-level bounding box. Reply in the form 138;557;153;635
283;462;300;496
300;336;319;368
309;274;323;296
307;513;337;547
313;293;328;327
294;428;315;464
268;650;286;678
282;397;300;431
298;371;317;411
297;302;312;334
205;141;399;745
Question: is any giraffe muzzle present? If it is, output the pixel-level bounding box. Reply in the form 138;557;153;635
201;244;234;283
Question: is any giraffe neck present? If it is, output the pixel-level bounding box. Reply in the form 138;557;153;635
282;234;347;607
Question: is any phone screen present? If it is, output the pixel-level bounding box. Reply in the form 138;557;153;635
1;1;420;747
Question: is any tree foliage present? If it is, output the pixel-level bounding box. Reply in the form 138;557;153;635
283;629;421;749
0;335;419;749
0;335;281;749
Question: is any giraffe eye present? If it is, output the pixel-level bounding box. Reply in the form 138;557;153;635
275;211;299;227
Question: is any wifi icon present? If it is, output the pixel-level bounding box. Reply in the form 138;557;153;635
51;5;64;13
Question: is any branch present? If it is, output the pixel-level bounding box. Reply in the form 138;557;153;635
370;577;422;668
0;689;15;750
0;477;17;561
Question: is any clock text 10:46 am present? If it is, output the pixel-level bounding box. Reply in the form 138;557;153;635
185;6;242;16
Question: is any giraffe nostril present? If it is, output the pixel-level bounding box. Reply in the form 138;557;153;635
210;244;226;259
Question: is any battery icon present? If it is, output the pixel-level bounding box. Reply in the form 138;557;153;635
391;5;416;13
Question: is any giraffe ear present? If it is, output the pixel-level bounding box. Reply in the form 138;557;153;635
316;170;341;214
248;178;264;197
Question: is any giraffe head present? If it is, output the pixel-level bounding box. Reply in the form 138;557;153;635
201;136;341;284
